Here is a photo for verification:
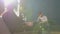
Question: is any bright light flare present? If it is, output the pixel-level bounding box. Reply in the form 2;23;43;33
13;0;21;17
4;0;21;17
17;0;20;3
4;0;14;7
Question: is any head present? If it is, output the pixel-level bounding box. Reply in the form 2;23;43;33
38;12;43;17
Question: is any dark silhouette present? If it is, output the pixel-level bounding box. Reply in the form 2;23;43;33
2;0;25;33
0;0;11;34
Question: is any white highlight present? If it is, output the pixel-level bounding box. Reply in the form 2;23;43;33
4;0;14;7
17;0;20;3
13;0;20;17
0;16;2;18
4;0;21;17
0;8;7;18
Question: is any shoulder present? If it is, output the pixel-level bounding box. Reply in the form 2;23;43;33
43;16;48;19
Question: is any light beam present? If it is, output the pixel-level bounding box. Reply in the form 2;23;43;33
13;0;20;17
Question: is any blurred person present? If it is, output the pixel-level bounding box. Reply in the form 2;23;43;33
33;12;49;34
37;12;49;34
0;0;11;34
2;0;27;33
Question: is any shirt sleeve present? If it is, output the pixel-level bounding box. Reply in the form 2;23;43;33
44;16;48;22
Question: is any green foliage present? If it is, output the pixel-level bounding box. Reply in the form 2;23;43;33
11;19;60;34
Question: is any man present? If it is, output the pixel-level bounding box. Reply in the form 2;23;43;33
0;0;11;34
2;0;26;33
37;12;49;34
37;12;48;23
33;12;49;34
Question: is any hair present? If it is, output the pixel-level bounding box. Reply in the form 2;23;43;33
38;12;42;16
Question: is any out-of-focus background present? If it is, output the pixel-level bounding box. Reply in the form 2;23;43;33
0;0;60;34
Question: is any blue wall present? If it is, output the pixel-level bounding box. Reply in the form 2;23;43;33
24;0;48;21
24;0;60;25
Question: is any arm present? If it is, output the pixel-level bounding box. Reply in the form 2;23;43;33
1;8;7;16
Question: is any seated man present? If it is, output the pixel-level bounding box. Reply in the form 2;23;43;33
33;12;49;34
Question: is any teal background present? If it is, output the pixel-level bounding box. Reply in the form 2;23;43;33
23;0;60;31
